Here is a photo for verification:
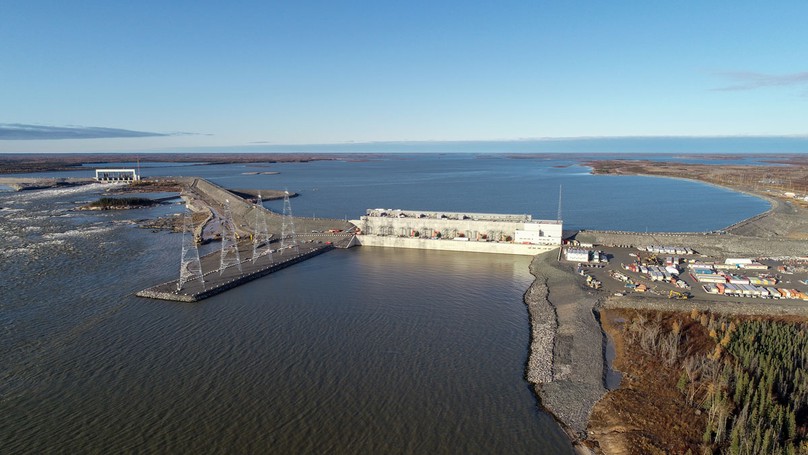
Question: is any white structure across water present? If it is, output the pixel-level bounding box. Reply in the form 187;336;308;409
95;169;140;182
353;209;562;256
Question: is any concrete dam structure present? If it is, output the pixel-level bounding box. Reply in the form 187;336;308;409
352;209;562;256
139;178;563;302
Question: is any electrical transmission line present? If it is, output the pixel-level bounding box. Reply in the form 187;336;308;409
280;190;299;254
177;210;204;291
219;199;242;275
252;193;272;263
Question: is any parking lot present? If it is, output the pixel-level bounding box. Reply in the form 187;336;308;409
564;245;808;305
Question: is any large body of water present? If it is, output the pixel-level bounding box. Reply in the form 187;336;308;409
10;154;769;231
0;155;769;453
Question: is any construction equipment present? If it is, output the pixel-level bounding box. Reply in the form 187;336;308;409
669;290;692;300
586;275;602;290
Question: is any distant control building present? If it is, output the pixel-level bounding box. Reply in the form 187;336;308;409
95;169;140;182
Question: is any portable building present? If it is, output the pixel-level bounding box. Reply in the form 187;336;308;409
758;287;770;297
728;275;749;285
703;284;719;294
565;248;590;262
695;273;726;283
740;284;759;296
723;283;739;295
725;258;753;266
788;289;801;299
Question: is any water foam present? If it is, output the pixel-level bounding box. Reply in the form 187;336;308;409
41;225;114;240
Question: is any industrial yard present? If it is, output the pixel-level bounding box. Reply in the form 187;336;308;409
562;244;808;307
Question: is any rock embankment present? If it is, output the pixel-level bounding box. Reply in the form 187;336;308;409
524;251;607;440
524;267;556;384
725;196;808;240
575;230;808;257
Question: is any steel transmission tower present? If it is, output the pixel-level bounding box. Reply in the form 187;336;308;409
219;199;242;275
280;190;299;254
252;193;272;263
177;211;204;291
557;184;563;222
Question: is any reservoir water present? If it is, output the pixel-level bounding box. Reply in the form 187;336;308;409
0;155;769;453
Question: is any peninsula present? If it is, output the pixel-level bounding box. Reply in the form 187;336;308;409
524;158;808;454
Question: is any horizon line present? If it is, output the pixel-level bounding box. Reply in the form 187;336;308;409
241;134;808;147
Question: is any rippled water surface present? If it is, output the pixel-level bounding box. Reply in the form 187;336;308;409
0;155;771;453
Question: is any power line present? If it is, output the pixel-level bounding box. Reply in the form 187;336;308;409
219;199;242;275
280;190;299;254
251;193;272;263
177;210;204;291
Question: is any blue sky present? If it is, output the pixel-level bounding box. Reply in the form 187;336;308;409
2;1;808;153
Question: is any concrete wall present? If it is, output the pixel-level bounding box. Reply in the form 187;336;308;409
355;235;558;256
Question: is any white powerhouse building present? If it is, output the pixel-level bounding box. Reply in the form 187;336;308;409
95;169;140;182
353;209;562;256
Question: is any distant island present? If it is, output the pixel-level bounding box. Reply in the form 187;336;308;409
0;153;379;175
79;197;157;210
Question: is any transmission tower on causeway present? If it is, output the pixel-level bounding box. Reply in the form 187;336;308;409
177;211;204;291
252;193;272;263
280;190;299;254
219;199;242;275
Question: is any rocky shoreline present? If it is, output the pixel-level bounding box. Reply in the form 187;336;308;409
523;258;556;385
524;251;606;448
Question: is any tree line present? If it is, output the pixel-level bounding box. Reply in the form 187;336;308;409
623;309;807;454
